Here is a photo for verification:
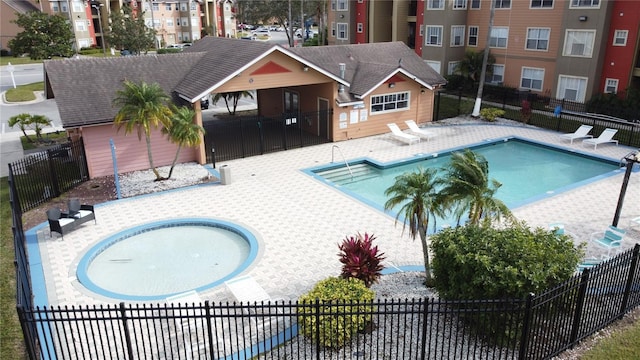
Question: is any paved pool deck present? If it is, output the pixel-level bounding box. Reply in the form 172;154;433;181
27;119;640;307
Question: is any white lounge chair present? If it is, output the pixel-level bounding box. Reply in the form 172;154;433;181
560;125;593;144
582;128;619;149
387;123;420;145
405;120;437;141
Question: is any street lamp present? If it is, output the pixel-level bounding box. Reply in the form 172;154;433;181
612;150;640;227
91;2;106;56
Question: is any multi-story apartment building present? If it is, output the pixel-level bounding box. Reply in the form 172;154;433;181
328;0;640;103
1;0;225;53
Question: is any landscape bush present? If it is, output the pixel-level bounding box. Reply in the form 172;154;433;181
479;107;505;122
298;277;375;348
431;222;583;300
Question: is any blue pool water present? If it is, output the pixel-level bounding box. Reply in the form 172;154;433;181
77;218;259;301
307;138;621;224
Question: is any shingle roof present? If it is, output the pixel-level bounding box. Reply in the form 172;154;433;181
44;53;205;127
46;38;446;128
288;41;446;97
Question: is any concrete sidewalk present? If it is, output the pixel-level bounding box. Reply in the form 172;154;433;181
0;131;24;178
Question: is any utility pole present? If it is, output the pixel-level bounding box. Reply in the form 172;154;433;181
288;0;293;47
471;0;495;117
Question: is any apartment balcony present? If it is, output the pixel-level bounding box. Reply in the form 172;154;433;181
634;66;640;78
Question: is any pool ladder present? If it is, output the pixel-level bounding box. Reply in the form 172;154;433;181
331;145;354;179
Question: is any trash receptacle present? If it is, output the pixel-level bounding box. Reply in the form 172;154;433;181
220;165;232;185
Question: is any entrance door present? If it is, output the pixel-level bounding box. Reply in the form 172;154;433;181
318;97;329;139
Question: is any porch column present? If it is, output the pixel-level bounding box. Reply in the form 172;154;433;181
194;100;206;165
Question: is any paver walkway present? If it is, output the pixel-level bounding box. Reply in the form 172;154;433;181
29;120;640;306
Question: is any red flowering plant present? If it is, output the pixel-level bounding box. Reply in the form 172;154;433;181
338;232;386;287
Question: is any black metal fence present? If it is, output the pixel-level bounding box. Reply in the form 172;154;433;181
13;244;640;360
203;110;332;166
435;90;640;149
8;138;89;213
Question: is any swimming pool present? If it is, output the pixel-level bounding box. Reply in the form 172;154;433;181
77;218;259;301
306;137;622;224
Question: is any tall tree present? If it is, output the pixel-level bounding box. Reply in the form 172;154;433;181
8;11;73;60
384;168;447;284
113;81;173;181
162;106;205;179
439;149;513;226
212;91;255;115
106;6;155;54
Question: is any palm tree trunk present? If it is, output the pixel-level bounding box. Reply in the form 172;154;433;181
471;0;496;117
167;146;182;180
145;135;163;181
419;226;433;283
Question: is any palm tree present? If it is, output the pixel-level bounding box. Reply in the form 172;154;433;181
384;168;446;284
113;80;173;181
456;49;495;86
30;114;52;142
8;113;34;143
212;91;255;115
439;149;513;226
162;106;206;179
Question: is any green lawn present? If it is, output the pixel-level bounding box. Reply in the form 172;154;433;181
0;178;28;359
4;82;44;102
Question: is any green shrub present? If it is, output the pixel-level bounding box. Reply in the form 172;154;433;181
431;222;583;300
338;232;386;287
298;277;375;348
156;48;182;54
479;107;505;122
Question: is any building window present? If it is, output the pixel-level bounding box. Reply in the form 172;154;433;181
471;0;481;9
72;1;83;13
153;19;161;28
75;20;87;32
570;0;599;8
337;0;348;11
79;38;91;48
371;92;410;114
181;17;188;27
468;26;479;46
531;0;553;7
448;61;460;75
427;0;444;10
494;0;511;9
331;0;336;11
331;22;336;37
558;75;587;102
491;64;505;84
357;23;363;33
453;0;467;9
489;27;508;48
166;3;172;10
190;2;196;10
61;1;68;12
426;26;443;46
451;26;465;47
521;67;544;91
152;3;159;11
563;30;595;57
175;3;180;10
526;28;550;51
166;19;173;27
52;2;59;12
604;79;618;94
337;23;348;40
613;30;628;46
419;25;424;36
425;60;441;74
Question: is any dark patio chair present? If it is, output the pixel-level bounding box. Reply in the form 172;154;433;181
46;208;75;239
66;198;96;227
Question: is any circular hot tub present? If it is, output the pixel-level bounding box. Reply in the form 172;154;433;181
77;218;259;300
